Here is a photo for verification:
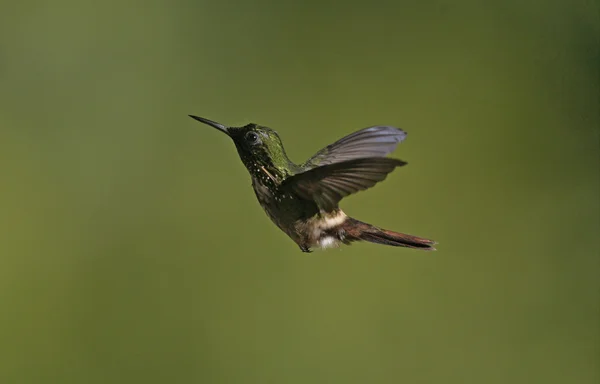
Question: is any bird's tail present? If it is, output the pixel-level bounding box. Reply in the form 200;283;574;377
341;217;436;250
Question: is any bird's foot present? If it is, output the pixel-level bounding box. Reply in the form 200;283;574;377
299;245;312;253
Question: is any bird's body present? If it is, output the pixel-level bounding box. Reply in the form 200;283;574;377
190;115;436;252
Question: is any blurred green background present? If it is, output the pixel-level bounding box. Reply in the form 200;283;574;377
1;1;598;383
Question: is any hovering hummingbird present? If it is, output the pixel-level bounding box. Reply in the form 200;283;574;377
189;115;436;252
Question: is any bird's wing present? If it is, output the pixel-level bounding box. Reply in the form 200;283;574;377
282;157;406;212
301;126;407;168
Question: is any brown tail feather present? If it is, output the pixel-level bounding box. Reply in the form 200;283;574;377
341;218;436;250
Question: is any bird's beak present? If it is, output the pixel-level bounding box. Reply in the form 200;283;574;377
189;115;229;135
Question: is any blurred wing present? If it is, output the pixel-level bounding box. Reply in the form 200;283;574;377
283;157;407;212
302;126;407;168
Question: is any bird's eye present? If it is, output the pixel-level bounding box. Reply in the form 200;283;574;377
245;131;261;145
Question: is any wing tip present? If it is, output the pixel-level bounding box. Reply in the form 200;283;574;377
364;126;407;140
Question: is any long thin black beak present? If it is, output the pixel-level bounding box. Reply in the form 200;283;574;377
189;115;229;135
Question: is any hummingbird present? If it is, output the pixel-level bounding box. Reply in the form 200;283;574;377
189;115;436;253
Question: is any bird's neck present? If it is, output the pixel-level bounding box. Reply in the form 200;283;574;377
243;155;297;185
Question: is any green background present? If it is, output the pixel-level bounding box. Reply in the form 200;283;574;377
1;1;598;383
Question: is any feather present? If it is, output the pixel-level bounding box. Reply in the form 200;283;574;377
283;157;407;212
302;126;407;168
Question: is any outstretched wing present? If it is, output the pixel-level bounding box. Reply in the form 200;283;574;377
282;157;406;212
301;126;407;168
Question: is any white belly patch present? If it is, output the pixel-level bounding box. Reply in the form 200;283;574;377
307;211;347;249
318;235;339;249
